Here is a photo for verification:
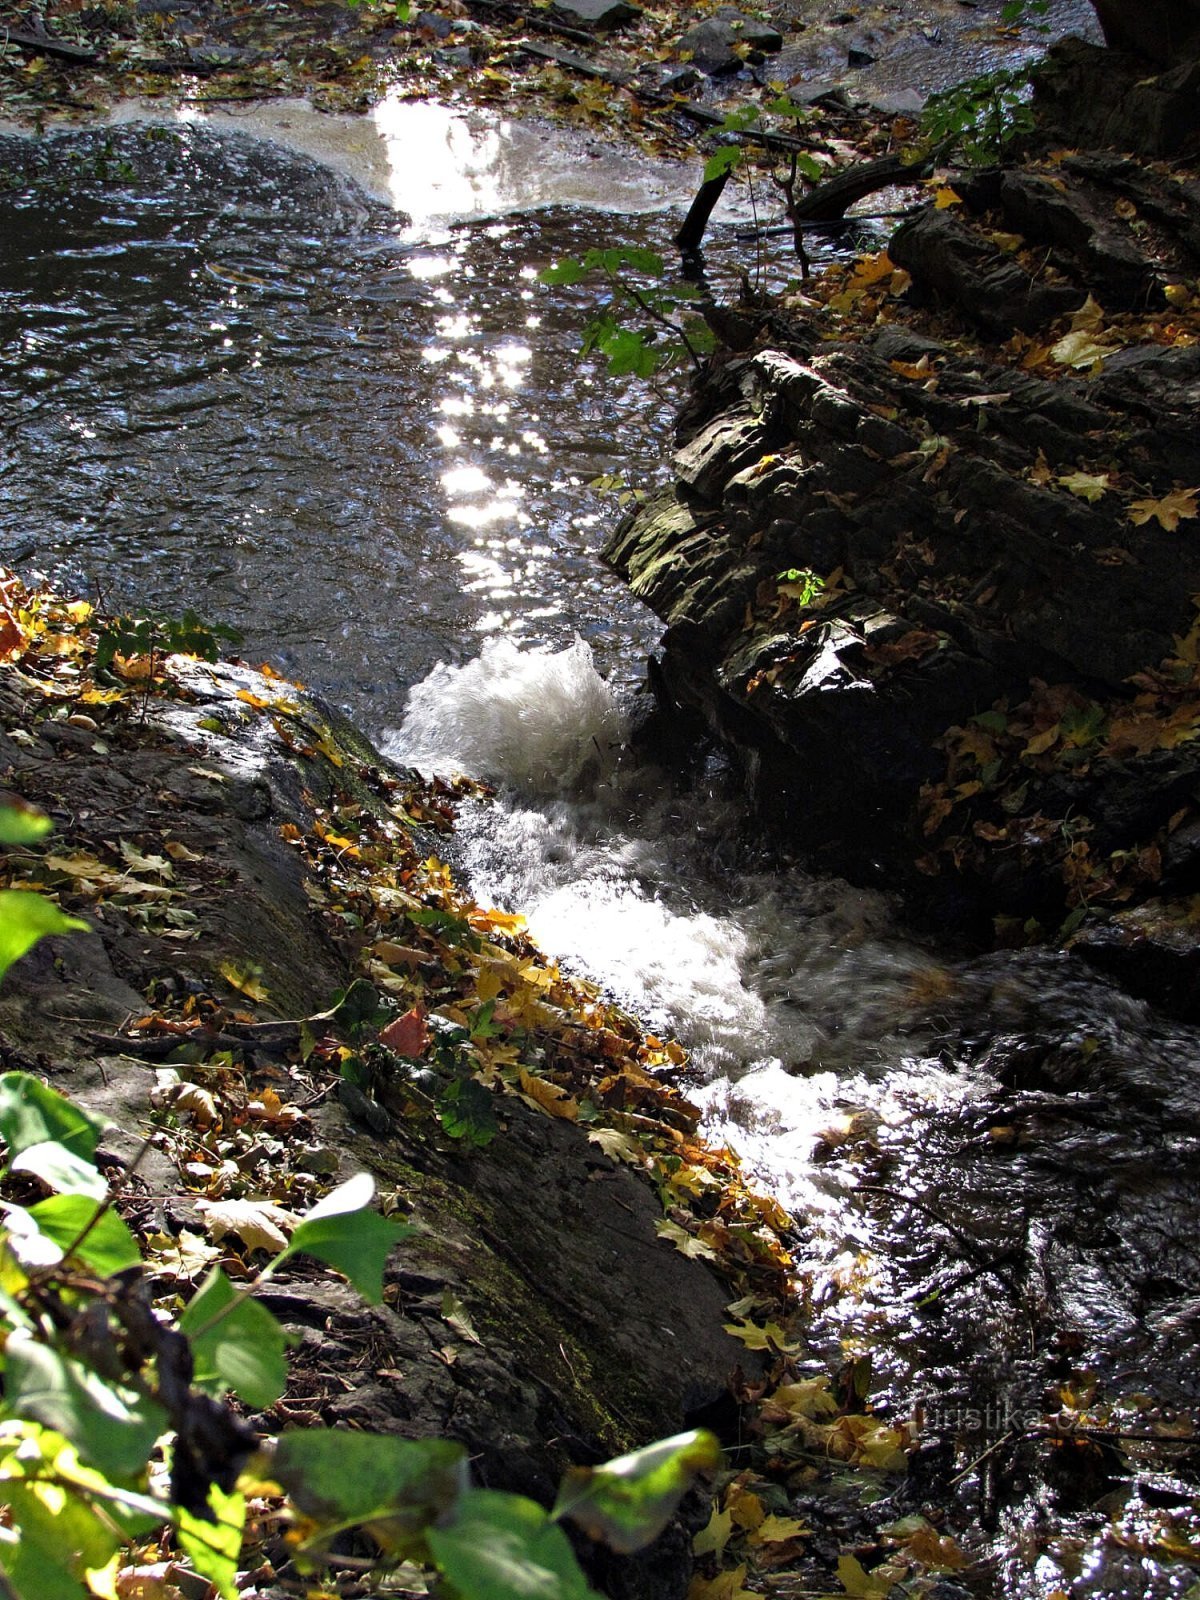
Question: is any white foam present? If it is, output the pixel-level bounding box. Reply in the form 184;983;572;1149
384;636;626;794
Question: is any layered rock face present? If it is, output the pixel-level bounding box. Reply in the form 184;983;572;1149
607;48;1200;992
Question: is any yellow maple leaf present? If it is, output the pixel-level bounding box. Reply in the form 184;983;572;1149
1057;470;1111;502
749;1513;811;1545
686;1563;758;1600
1128;487;1199;531
723;1318;802;1353
933;184;962;209
692;1506;734;1557
586;1127;647;1166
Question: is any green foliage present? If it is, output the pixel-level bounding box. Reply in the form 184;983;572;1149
0;891;89;985
539;246;713;377
0;1054;721;1600
920;64;1038;163
279;1170;414;1302
778;567;827;607
428;1488;602;1600
344;0;411;19
179;1267;290;1407
94;609;241;676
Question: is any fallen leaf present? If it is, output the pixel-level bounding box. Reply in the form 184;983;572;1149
440;1287;482;1345
1057;470;1111;502
749;1514;811;1545
518;1068;579;1121
197;1198;298;1254
587;1127;647;1166
692;1506;733;1557
379;1006;429;1057
1050;329;1118;368
1128;488;1199;531
655;1218;718;1261
723;1318;802;1353
217;959;270;1003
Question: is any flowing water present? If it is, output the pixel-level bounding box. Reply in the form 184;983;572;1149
1;108;1198;1596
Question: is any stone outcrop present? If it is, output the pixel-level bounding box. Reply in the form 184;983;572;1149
606;66;1200;975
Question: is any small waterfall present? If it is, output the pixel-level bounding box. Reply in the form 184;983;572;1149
384;639;935;1208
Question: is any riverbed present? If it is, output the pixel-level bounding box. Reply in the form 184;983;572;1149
2;103;1198;1598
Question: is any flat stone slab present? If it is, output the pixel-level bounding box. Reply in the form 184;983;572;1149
552;0;643;29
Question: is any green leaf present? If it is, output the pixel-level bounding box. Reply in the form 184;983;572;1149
0;891;89;984
3;1334;167;1478
179;1267;289;1407
436;1076;498;1146
594;327;662;380
273;1431;467;1550
0;1481;118;1600
0;805;51;845
0;1072;105;1163
10;1140;107;1201
539;257;589;287
27;1193;140;1275
553;1429;721;1554
176;1485;245;1600
428;1488;600;1600
280;1173;413;1305
795;151;824;182
703;144;743;183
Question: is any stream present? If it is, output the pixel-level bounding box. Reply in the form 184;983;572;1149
1;106;1198;1598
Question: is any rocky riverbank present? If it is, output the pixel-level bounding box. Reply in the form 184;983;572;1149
608;37;1200;1013
0;573;804;1599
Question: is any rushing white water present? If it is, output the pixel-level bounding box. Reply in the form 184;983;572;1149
384;638;939;1206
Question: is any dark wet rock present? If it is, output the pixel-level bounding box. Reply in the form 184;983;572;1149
1072;902;1200;1020
1033;37;1200;158
676;10;783;75
552;0;643;29
605;110;1200;942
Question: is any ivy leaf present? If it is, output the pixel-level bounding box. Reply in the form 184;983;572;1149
4;1333;167;1478
0;1071;105;1163
179;1267;289;1407
175;1485;245;1600
1128;488;1199;531
273;1431;468;1551
0;891;89;985
280;1173;413;1305
428;1488;600;1600
553;1430;721;1554
27;1194;140;1275
436;1077;498;1146
9;1139;106;1200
